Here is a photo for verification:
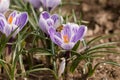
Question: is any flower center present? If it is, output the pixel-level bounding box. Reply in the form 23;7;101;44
8;16;13;24
63;35;69;43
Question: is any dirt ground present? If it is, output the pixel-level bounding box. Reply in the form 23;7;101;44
61;0;120;80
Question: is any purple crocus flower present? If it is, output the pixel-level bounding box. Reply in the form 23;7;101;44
23;0;41;9
49;23;87;50
0;0;10;13
39;11;63;34
0;11;28;37
40;0;61;11
29;0;41;9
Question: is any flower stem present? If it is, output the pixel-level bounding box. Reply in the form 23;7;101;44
64;51;71;80
51;41;57;74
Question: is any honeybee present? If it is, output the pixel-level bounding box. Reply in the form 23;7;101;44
56;25;63;32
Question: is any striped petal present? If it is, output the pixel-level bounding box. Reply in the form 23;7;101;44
0;13;7;33
49;28;62;46
51;14;63;29
61;25;72;43
71;25;87;43
4;24;12;37
0;19;5;33
41;11;50;20
13;12;28;30
8;11;17;24
39;11;52;34
40;0;61;11
61;43;75;50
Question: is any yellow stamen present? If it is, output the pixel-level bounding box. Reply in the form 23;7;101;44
63;35;69;43
8;16;13;24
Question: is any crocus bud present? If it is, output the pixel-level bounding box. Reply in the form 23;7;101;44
58;58;66;77
0;0;10;13
40;0;61;11
29;0;41;9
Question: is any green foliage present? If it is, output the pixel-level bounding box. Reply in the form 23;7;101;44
70;34;120;78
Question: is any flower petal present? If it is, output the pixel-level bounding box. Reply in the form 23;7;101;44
51;14;63;29
4;25;12;37
61;24;72;41
0;18;6;33
39;18;48;33
40;0;61;11
8;11;17;24
0;20;5;32
39;12;53;34
13;12;28;30
49;28;62;46
41;11;50;20
61;43;75;50
29;0;41;8
58;58;65;77
71;25;87;43
0;13;5;19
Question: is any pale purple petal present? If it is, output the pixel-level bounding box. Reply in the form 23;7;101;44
48;27;55;35
53;36;62;46
39;11;52;34
0;14;7;33
71;25;87;43
46;19;54;27
49;28;62;46
39;18;48;33
0;19;5;32
51;14;59;24
41;11;50;20
13;12;28;30
40;0;61;11
55;32;62;39
29;0;41;8
4;25;12;37
47;0;61;8
70;23;79;33
51;14;63;29
0;13;5;19
61;25;71;40
61;43;75;50
8;11;17;21
48;0;61;10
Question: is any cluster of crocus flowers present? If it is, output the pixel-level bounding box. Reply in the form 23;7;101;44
39;11;63;34
48;23;87;50
0;0;10;13
39;11;87;50
0;11;28;38
26;0;61;11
